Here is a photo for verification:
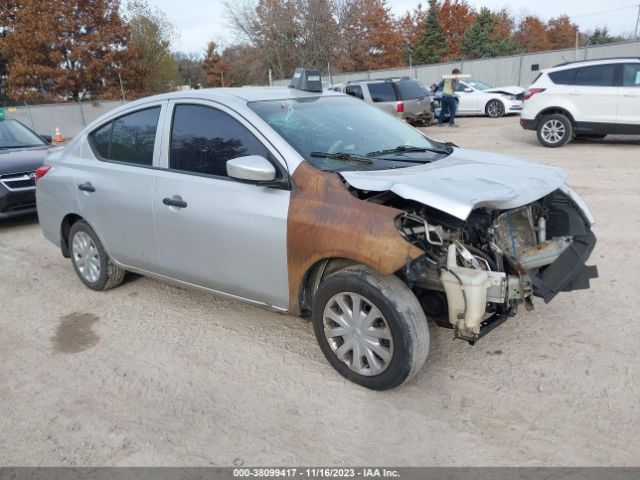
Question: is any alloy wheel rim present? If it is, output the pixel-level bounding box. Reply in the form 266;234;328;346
542;119;566;143
72;231;101;283
488;101;504;117
323;292;393;376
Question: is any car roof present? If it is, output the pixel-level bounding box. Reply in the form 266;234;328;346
125;86;345;107
545;57;640;72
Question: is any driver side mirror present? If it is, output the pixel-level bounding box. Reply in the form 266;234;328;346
227;155;276;184
464;87;473;93
40;134;52;144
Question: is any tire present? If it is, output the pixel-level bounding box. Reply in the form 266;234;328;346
68;220;125;291
485;99;505;118
575;134;607;140
311;265;430;390
537;113;572;148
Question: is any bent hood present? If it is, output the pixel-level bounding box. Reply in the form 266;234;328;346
484;85;525;95
340;148;566;220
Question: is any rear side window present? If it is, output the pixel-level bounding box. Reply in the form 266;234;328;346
548;68;577;85
622;63;640;87
395;80;427;100
170;104;268;177
367;83;398;102
88;107;160;166
345;85;364;100
573;65;616;87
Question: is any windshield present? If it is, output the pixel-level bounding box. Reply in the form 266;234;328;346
249;96;448;172
0;120;46;148
466;81;493;91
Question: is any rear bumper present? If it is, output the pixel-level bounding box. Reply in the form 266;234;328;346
0;184;37;220
520;118;538;130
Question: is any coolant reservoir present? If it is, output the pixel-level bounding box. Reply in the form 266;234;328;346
440;245;504;332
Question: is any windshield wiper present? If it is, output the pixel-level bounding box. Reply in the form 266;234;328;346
366;145;451;157
310;151;373;164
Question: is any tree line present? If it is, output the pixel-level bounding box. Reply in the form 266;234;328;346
0;0;631;103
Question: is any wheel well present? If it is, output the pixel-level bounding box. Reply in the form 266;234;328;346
536;108;575;126
298;258;358;316
60;213;84;258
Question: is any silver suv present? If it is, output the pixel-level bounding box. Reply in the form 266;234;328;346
36;70;597;390
332;77;434;126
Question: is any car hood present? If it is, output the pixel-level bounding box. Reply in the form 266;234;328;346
0;146;49;175
340;148;566;220
483;86;525;95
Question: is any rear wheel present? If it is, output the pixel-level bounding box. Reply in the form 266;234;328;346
485;99;505;118
69;220;125;291
537;113;572;148
312;266;429;390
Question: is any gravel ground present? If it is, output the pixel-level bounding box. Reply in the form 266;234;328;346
1;116;639;466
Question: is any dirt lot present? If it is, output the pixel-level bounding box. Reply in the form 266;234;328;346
1;116;639;466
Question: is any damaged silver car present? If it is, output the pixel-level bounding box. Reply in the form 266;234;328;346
36;70;597;390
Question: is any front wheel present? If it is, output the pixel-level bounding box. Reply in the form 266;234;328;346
485;99;505;118
312;266;430;390
537;113;572;147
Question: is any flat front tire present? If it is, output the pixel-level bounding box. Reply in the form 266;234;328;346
537;113;572;147
69;220;125;291
312;266;430;390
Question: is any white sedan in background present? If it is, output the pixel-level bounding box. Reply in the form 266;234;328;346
434;80;525;118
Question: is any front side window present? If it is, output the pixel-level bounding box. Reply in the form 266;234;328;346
367;83;397;102
345;85;364;100
574;65;616;87
88;107;160;166
622;63;640;87
170;104;268;177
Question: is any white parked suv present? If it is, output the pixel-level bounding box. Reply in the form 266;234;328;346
520;57;640;147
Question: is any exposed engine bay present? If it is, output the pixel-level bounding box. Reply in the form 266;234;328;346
351;188;598;343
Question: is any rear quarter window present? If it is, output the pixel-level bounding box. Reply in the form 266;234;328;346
367;83;398;102
548;68;577;85
395;80;427;100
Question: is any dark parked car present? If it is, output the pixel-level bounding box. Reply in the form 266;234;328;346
0;118;51;219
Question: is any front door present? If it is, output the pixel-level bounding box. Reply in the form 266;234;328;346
152;101;290;309
570;64;619;125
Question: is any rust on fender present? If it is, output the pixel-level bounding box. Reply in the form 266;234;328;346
287;161;423;315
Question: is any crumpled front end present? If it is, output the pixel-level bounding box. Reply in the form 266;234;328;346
385;187;597;343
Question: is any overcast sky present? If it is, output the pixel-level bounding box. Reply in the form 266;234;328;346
148;0;640;54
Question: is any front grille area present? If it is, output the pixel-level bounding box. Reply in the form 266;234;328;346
0;171;36;190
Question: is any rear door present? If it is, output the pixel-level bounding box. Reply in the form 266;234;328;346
569;64;618;124
152;100;290;308
618;63;640;130
78;102;166;270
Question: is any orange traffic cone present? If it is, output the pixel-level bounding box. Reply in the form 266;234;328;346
54;127;63;142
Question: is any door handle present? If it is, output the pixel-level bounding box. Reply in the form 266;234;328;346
162;196;187;209
78;182;95;193
568;91;581;96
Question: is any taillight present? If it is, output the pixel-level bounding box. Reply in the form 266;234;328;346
523;88;546;100
396;101;404;113
35;165;51;184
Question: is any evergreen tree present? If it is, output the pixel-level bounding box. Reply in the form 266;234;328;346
412;0;448;64
460;7;517;59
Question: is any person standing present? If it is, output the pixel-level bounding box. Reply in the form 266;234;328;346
437;68;461;127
